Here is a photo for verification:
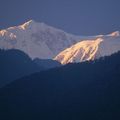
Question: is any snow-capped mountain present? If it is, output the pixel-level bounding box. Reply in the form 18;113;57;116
0;20;120;64
54;31;120;64
0;20;82;59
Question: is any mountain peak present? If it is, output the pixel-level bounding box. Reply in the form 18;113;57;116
20;20;37;30
25;19;36;24
19;20;49;30
109;31;120;37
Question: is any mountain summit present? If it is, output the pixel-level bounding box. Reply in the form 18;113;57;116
0;20;80;59
19;20;36;30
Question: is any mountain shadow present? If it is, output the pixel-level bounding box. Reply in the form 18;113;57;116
33;58;61;70
0;51;120;120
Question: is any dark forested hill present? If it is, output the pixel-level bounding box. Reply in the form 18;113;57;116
0;51;120;120
0;49;42;87
0;49;61;87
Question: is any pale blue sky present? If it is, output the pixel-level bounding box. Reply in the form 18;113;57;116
0;0;120;35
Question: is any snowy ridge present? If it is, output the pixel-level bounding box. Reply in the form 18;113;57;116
54;33;120;64
0;20;120;64
0;20;81;59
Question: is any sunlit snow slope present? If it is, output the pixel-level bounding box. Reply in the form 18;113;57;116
54;31;120;64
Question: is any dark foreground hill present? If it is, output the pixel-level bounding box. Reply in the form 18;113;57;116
0;51;120;120
0;49;42;87
0;49;61;87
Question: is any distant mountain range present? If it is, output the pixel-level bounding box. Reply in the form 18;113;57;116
1;20;120;64
33;58;61;70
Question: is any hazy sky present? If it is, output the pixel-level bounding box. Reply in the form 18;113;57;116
0;0;120;35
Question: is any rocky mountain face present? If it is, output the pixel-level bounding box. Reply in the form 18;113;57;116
54;31;120;64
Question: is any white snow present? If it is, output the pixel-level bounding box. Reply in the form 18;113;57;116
54;34;120;64
0;20;120;64
0;20;81;59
